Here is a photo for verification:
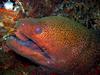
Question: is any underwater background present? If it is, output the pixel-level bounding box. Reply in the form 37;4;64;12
0;0;100;75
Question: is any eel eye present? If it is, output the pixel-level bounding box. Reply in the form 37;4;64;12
34;27;43;34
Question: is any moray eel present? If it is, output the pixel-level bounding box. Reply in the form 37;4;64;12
6;16;100;75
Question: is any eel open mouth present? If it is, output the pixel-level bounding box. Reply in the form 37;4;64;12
6;35;61;73
6;33;67;73
7;35;52;60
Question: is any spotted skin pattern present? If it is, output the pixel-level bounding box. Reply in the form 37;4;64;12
6;16;100;75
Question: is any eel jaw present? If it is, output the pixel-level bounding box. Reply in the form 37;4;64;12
6;35;55;65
